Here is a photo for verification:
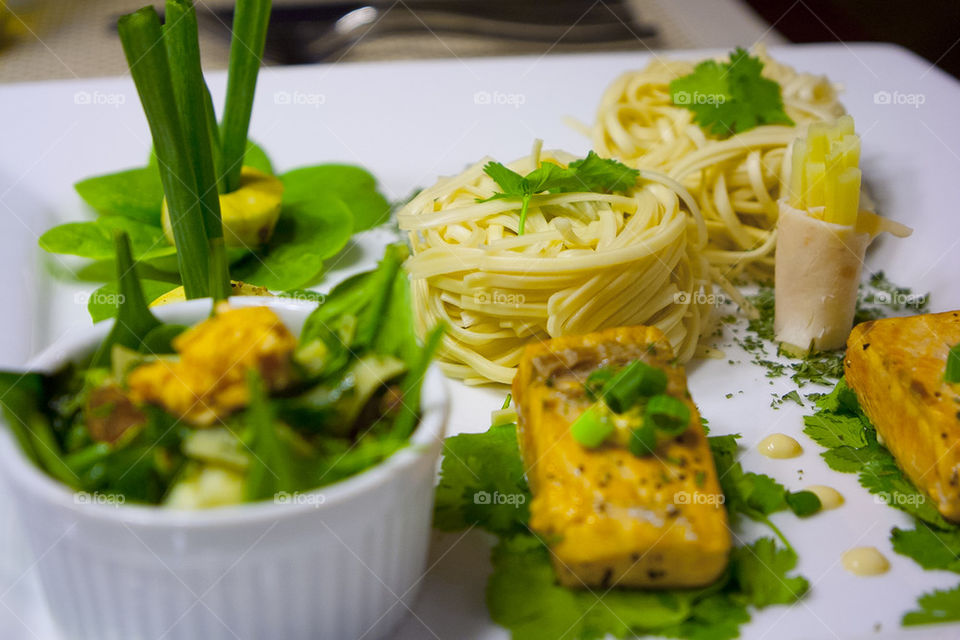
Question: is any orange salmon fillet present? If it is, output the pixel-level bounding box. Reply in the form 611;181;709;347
845;310;960;522
512;326;730;589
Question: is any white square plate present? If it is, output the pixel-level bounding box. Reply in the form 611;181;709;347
1;43;958;639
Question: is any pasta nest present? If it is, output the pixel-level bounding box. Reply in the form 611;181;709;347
398;149;712;384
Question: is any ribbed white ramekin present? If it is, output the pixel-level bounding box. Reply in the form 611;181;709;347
0;297;448;640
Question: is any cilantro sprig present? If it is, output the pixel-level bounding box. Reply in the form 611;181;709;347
669;47;793;137
903;583;960;626
434;421;809;640
481;152;639;235
709;433;821;549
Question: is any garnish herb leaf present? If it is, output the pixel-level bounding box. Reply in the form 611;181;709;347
730;537;809;607
482;161;526;197
669;47;793;137
481;152;639;235
74;167;164;223
566;152;642;193
708;434;797;548
433;424;530;536
902;583;960;626
891;524;960;573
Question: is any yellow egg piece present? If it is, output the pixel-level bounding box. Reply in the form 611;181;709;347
150;280;273;307
162;166;283;249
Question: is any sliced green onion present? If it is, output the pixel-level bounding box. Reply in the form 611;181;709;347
163;0;230;300
643;394;691;436
629;421;657;457
584;367;614;401
570;405;614;448
946;343;960;383
220;0;271;193
602;360;668;413
118;7;211;298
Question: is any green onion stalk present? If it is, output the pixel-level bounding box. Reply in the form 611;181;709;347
117;0;272;301
220;0;272;194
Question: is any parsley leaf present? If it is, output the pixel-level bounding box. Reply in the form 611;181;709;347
891;524;960;573
433;423;530;536
902;582;960;626
488;535;703;640
481;152;639;234
483;161;527;196
669;47;793;137
566;152;641;193
660;593;749;640
709;434;800;545
730;537;809;607
802;411;868;449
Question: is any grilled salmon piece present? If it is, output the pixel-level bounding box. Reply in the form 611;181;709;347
512;326;730;589
845;310;960;522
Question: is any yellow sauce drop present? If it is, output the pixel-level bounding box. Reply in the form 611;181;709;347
806;485;844;510
757;434;803;459
842;547;890;576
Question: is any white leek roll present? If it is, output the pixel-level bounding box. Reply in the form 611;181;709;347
774;202;912;352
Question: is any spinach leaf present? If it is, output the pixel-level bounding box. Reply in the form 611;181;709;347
281;164;390;232
39;217;176;262
231;192;354;290
74;166;164;224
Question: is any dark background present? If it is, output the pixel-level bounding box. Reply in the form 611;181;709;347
747;0;960;78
